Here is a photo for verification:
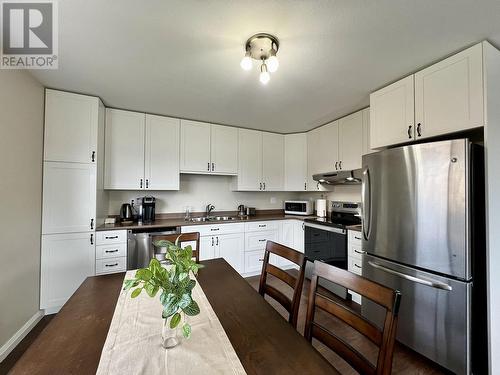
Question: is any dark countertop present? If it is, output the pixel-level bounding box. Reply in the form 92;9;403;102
346;224;362;232
97;212;316;231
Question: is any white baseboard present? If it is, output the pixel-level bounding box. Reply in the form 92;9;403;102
0;310;44;362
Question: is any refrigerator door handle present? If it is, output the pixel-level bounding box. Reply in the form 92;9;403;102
367;261;453;291
362;167;371;240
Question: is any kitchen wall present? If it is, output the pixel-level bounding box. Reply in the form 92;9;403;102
108;174;301;214
0;70;44;357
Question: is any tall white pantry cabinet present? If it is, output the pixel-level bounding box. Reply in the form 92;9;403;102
40;90;107;314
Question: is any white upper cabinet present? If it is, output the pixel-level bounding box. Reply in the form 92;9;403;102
307;127;322;191
180;120;211;173
414;43;484;139
104;109;145;190
145;114;180;190
362;108;377;155
42;162;96;234
370;75;415;149
319;121;340;172
44;90;99;164
262;132;285;191
180;121;238;175
235;129;262;191
210;125;238;174
338;111;363;170
284;133;307;191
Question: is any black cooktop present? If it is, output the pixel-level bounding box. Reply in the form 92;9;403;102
304;215;361;229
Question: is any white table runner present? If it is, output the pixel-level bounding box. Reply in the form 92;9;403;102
96;271;246;375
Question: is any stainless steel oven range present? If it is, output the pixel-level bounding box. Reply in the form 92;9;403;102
304;201;361;298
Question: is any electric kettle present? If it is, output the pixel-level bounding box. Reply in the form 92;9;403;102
120;203;133;222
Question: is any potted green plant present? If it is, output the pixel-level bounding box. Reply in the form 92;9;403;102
123;239;202;348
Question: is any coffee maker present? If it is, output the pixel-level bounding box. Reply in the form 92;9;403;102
137;196;156;224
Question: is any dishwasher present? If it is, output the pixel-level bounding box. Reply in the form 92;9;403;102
127;227;178;269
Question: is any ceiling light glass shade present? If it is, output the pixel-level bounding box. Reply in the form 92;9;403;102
267;51;279;73
259;63;270;84
240;52;252;71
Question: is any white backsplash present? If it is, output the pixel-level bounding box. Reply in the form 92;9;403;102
298;185;362;210
108;174;301;215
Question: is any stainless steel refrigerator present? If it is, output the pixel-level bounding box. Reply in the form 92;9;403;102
360;139;487;375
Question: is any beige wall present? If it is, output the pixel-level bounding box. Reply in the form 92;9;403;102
0;71;44;350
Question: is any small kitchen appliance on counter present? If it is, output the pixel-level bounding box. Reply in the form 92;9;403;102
237;204;246;217
119;203;133;223
246;207;256;216
137;196;156;224
284;200;313;215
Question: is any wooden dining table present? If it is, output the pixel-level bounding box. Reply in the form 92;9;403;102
10;258;338;374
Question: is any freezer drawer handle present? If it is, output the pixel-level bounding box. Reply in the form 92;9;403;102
368;261;452;291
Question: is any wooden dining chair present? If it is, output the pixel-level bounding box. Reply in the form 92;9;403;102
258;241;307;329
151;232;200;263
305;260;401;375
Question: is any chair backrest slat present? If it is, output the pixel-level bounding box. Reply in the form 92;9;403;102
315;293;382;345
258;241;307;329
151;232;200;264
305;260;401;375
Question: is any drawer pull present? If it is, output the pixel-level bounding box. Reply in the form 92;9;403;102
354;249;365;255
354;263;362;269
354;236;361;240
258;258;264;262
105;249;119;253
210;228;220;231
105;236;119;239
258;239;267;242
258;224;266;228
105;263;119;267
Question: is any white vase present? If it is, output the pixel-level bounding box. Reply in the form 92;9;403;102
162;317;180;349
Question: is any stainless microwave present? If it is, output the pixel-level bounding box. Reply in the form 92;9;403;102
284;200;313;216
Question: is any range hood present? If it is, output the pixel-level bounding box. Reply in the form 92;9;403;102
313;169;362;185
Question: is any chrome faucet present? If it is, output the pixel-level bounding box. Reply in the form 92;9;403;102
206;204;215;216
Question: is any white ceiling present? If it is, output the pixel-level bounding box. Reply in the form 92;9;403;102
30;0;500;133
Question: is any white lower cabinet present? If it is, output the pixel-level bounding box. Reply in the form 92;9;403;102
181;220;304;276
347;230;363;305
40;232;95;313
95;230;127;274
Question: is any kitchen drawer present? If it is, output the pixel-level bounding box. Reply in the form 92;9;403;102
245;230;278;252
348;230;362;244
244;250;265;274
244;221;280;233
96;230;127;245
181;223;244;237
96;243;127;259
96;256;127;274
348;242;364;261
348;257;363;276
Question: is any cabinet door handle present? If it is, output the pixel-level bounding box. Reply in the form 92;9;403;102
140;179;143;189
304;182;307;190
408;125;413;139
146;179;149;189
91;151;95;162
207;162;210;171
105;263;119;267
216;236;219;246
90;218;94;230
263;182;266;190
417;123;422;137
212;162;215;171
259;182;262;190
335;161;338;170
258;258;264;262
90;233;94;245
339;161;342;170
105;249;119;253
212;237;214;246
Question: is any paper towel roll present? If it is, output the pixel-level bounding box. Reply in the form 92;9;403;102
316;199;327;218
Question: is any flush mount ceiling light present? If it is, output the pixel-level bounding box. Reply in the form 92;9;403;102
240;33;279;85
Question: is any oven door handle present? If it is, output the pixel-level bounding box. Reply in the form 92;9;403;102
367;261;452;291
304;222;346;234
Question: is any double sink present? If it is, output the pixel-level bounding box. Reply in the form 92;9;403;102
190;216;238;222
